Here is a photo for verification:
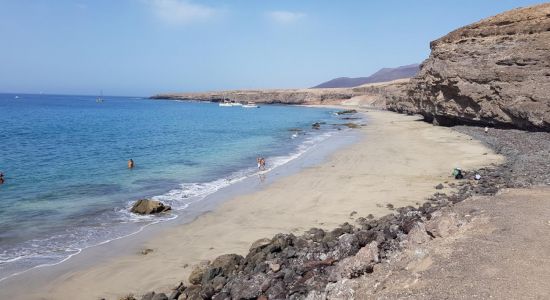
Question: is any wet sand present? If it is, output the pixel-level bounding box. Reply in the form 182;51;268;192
3;110;503;300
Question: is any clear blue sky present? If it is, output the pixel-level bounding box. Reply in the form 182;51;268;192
0;0;546;96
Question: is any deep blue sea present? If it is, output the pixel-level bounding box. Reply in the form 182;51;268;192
0;93;343;280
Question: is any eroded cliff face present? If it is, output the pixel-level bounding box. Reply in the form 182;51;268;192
390;3;550;131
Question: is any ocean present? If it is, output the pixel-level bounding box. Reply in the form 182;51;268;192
0;93;347;281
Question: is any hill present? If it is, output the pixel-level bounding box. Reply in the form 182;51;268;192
312;64;419;88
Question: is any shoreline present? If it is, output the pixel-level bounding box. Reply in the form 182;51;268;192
0;107;362;300
0;102;350;285
1;109;503;300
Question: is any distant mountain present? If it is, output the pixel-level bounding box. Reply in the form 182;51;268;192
313;64;420;89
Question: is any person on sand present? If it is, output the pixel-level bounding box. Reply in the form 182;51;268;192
484;126;489;134
452;167;464;180
128;159;135;169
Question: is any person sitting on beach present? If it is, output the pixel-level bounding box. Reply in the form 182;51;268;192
128;159;135;169
452;167;464;180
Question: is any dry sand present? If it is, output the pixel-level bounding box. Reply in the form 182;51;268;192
15;110;503;300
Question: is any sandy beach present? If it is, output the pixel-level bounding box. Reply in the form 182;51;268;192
6;110;503;300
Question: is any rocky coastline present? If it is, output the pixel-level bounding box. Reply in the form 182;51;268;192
118;126;549;300
152;5;549;133
125;5;550;299
150;79;409;109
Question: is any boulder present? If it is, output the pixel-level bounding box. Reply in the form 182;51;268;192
335;109;357;115
249;238;272;252
130;199;171;215
188;260;210;285
328;241;379;281
178;285;202;300
210;254;243;277
406;222;432;244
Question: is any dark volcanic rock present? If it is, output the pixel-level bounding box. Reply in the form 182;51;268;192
129;115;550;300
209;254;243;278
130;199;171;215
389;3;550;131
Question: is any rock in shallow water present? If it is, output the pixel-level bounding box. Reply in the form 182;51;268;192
130;199;171;215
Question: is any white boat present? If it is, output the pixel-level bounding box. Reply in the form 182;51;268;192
96;90;104;103
219;94;234;107
231;101;243;106
242;102;259;108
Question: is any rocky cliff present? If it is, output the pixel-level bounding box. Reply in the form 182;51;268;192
389;3;550;131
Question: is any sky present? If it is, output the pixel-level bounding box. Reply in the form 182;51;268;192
0;0;547;96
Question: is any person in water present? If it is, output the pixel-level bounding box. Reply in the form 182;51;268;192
128;159;135;169
256;157;266;171
260;157;266;171
0;172;4;184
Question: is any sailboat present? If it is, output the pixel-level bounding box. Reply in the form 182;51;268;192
96;91;104;103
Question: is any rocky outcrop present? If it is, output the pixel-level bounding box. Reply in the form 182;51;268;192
127;125;550;300
151;88;361;105
151;79;409;108
130;199;171;215
389;3;550;131
346;79;410;108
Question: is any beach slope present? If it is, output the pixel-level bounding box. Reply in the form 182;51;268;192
5;110;502;300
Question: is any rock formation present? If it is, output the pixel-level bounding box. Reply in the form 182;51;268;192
151;88;361;105
130;199;171;215
389;3;550;131
151;79;408;109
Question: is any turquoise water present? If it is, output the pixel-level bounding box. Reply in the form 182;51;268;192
0;93;342;280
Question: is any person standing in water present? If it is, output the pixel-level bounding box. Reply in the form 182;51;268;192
0;172;4;184
260;157;266;171
128;159;135;169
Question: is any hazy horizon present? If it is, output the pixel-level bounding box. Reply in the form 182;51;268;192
0;0;546;96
